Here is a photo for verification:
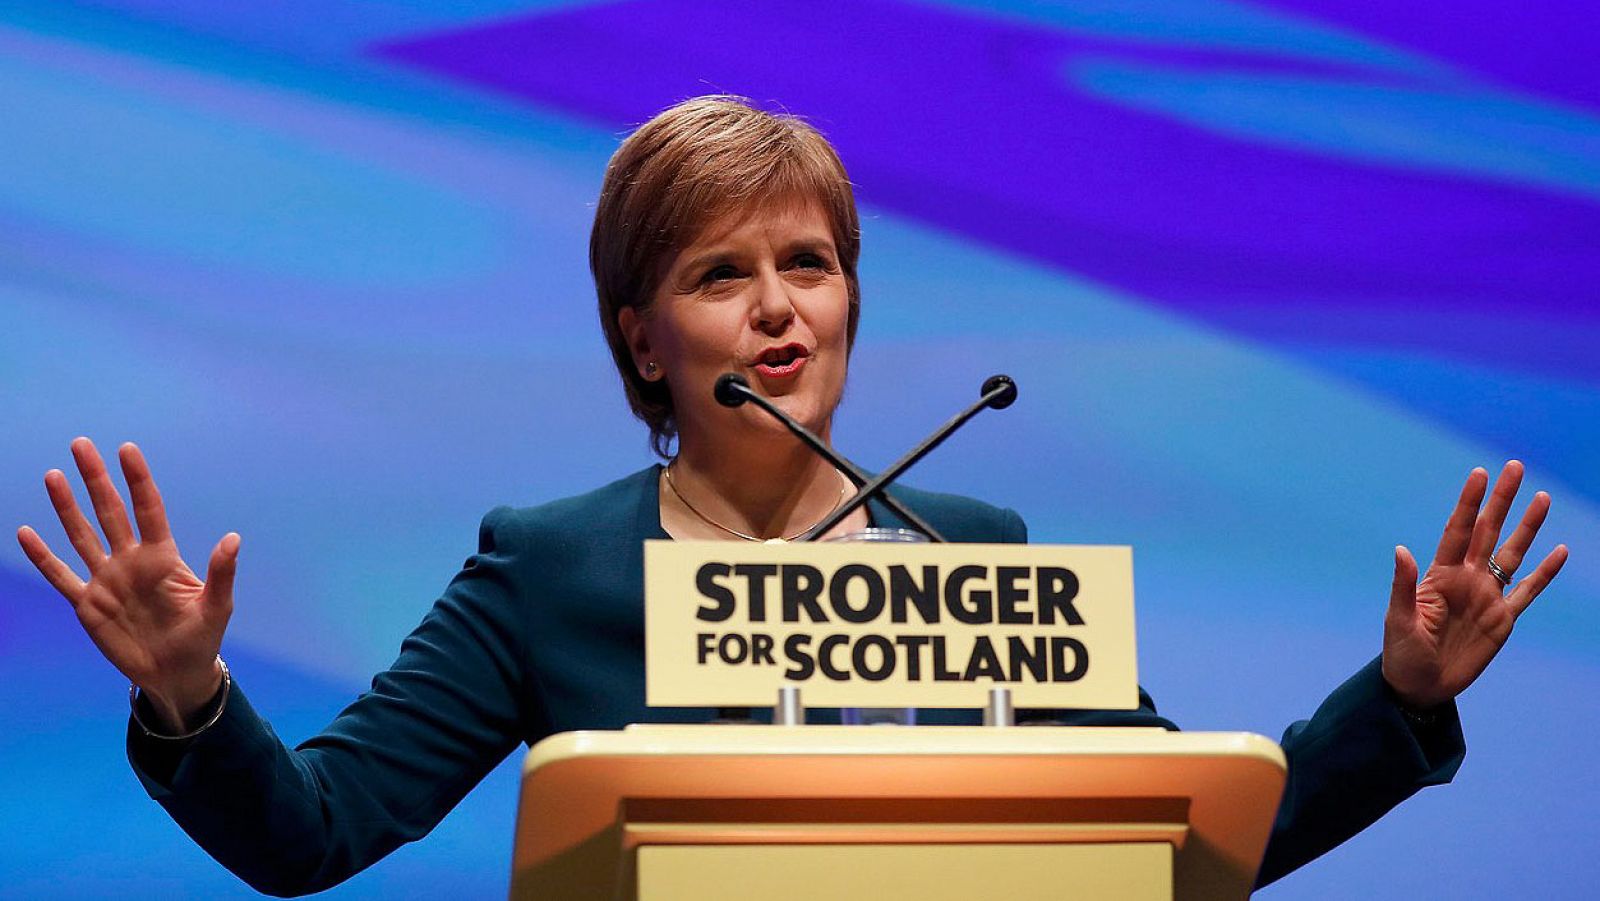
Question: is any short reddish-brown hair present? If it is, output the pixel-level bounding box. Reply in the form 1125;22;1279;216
591;95;861;457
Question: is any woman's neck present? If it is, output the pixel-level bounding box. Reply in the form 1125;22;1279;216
665;426;859;540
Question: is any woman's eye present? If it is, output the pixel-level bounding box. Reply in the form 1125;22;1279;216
702;264;740;283
793;254;828;271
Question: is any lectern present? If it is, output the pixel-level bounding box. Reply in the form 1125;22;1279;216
510;724;1286;901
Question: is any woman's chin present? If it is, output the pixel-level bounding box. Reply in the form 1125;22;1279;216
746;399;832;442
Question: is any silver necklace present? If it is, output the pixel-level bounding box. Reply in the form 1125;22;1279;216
663;463;851;542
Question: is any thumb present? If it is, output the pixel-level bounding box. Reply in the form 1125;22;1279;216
1387;545;1418;620
202;532;241;620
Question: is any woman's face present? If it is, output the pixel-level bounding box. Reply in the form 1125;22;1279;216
623;197;851;450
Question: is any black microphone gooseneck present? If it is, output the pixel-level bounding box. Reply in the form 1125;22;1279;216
798;374;1017;542
713;373;947;542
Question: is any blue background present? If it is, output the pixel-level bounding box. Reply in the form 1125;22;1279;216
2;1;1596;897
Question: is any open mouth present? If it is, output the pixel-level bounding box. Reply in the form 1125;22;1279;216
753;344;809;378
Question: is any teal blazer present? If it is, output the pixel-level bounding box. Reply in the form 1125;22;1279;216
129;466;1464;895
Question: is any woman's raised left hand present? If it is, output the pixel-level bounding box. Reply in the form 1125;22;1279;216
1382;461;1569;710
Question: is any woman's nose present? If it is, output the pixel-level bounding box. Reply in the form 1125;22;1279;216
751;268;796;333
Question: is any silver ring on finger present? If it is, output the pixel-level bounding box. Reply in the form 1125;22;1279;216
1487;556;1513;587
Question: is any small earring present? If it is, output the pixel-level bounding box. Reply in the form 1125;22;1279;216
644;362;659;379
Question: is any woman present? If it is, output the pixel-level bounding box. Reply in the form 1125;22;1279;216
15;96;1568;895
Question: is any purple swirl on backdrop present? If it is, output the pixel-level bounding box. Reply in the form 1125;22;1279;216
373;0;1600;385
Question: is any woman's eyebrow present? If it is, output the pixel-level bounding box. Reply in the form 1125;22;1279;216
678;248;739;272
783;236;837;256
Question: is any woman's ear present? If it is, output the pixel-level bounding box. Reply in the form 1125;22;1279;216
617;307;660;381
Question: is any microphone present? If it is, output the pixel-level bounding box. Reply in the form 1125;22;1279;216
713;373;947;542
798;375;1018;541
982;374;1018;410
713;373;749;408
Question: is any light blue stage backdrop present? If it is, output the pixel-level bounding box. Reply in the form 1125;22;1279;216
2;2;1596;898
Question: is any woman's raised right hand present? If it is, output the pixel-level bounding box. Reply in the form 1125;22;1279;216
16;437;238;732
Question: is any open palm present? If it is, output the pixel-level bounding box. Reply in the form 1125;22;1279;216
17;438;237;726
1383;462;1568;710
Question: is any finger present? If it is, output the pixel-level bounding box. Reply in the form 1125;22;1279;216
45;469;107;571
70;437;135;552
16;526;87;603
1435;468;1488;566
119;443;172;545
202;533;241;623
1507;544;1569;619
1387;545;1418;620
1468;460;1524;563
1493;491;1550;575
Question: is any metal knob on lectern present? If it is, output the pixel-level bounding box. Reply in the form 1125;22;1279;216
774;686;804;726
984;687;1014;727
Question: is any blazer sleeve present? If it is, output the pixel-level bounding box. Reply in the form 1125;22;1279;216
1254;657;1464;886
125;506;539;897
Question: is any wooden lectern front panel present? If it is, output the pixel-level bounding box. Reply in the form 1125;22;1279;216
636;842;1172;901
